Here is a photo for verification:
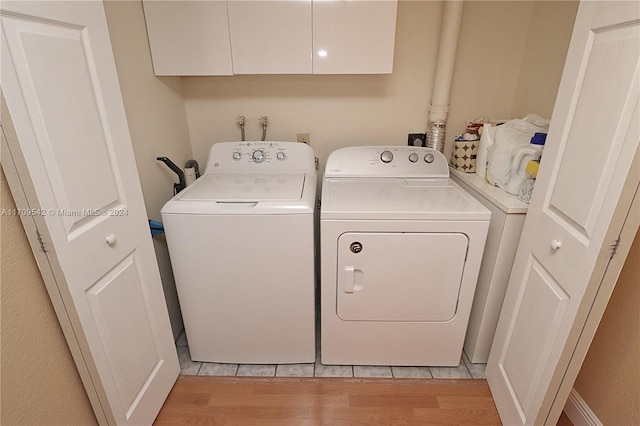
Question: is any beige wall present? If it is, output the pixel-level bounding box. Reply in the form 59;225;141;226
0;169;97;426
510;1;578;118
449;1;577;133
449;0;532;143
573;229;640;425
103;0;193;338
183;1;577;168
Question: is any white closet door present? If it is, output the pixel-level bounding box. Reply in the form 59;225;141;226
1;1;179;424
486;1;640;425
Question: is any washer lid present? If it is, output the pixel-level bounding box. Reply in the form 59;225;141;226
321;178;490;220
179;172;305;202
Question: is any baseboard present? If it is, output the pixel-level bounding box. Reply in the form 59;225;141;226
564;388;603;426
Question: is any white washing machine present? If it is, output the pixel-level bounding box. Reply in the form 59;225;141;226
320;146;490;366
162;141;316;364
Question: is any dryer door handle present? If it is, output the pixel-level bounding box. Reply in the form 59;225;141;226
344;266;355;293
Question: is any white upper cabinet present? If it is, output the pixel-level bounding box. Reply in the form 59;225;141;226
142;1;233;76
227;0;312;74
313;0;397;74
143;0;397;75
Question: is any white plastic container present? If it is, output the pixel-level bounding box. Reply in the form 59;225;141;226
518;159;539;204
475;123;496;179
505;146;543;195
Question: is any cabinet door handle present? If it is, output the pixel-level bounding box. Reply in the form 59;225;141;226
550;239;562;251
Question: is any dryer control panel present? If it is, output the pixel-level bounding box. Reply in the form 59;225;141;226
324;146;449;178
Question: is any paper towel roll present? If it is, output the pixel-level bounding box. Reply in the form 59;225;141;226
185;167;197;186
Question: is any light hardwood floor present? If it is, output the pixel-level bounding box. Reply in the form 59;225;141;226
155;376;502;425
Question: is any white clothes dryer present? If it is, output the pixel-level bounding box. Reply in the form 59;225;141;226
320;146;490;366
162;141;316;364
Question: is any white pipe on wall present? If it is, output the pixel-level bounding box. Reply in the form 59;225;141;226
426;0;464;152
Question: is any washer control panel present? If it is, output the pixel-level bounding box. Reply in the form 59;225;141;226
325;146;449;178
229;142;289;164
204;141;314;174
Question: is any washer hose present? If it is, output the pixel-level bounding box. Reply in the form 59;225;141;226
156;157;186;194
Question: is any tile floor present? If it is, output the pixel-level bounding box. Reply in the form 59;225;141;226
176;331;486;379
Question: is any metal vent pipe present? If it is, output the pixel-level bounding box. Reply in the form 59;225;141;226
426;1;463;153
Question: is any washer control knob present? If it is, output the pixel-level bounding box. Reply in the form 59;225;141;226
232;152;242;161
276;151;286;161
408;152;419;163
252;150;265;163
424;152;435;163
380;150;394;163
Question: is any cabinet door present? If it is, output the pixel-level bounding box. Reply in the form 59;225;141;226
313;0;397;74
227;0;312;74
142;0;233;76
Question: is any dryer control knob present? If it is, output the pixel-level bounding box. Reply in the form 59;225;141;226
380;150;394;163
232;152;242;161
252;150;265;163
276;152;286;161
424;153;435;163
408;153;419;163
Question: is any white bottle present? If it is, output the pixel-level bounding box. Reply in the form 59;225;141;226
475;123;495;179
505;146;543;195
184;167;197;186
